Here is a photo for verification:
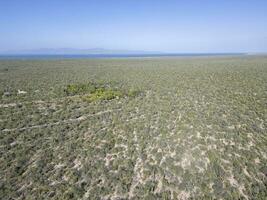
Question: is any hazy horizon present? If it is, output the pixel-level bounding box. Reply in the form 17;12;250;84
0;47;252;55
1;0;267;53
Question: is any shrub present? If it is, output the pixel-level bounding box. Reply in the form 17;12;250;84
64;82;97;96
84;88;123;102
127;89;141;98
64;82;141;103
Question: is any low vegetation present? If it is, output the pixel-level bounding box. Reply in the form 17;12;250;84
64;82;140;103
84;88;123;102
64;82;97;96
0;56;266;199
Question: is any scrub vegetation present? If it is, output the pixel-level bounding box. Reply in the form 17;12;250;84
0;56;266;199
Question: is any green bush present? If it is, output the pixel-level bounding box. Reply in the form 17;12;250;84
64;82;97;96
127;89;141;98
84;88;123;102
64;82;140;103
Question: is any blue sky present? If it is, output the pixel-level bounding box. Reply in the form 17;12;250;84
0;0;267;53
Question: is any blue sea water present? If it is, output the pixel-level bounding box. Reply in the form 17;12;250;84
0;53;245;60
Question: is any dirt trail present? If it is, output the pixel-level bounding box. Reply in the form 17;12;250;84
0;94;83;108
0;103;18;108
2;109;116;132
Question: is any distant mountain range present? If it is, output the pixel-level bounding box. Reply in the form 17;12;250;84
1;48;163;55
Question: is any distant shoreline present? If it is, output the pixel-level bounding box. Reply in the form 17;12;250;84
0;53;247;60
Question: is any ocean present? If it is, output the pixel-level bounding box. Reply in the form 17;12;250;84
0;53;245;60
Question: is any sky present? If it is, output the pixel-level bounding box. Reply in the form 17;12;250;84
0;0;267;53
